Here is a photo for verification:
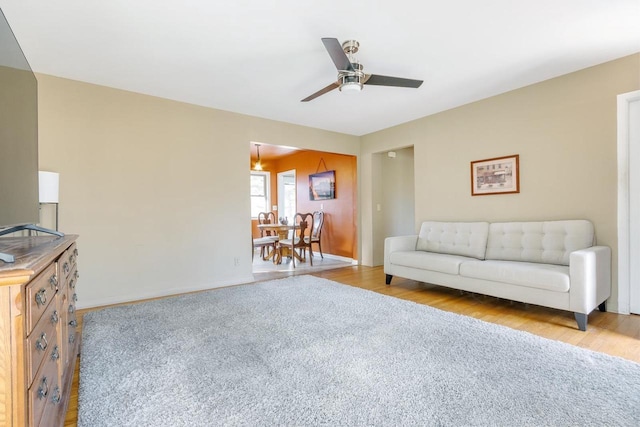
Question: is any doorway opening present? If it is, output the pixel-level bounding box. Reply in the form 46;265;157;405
618;90;640;314
371;146;415;266
277;170;296;227
248;142;358;276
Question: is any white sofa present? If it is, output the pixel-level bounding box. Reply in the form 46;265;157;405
384;220;611;331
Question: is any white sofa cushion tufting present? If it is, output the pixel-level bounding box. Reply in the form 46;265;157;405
416;221;489;260
485;220;594;266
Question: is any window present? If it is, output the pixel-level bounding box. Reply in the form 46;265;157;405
250;171;270;218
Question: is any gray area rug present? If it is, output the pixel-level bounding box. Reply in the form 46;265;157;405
78;275;640;426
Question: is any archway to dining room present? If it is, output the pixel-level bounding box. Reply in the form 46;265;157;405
249;142;357;277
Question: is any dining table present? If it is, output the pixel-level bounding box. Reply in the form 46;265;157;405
257;223;303;264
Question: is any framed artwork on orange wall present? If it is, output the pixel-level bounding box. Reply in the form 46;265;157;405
309;170;336;200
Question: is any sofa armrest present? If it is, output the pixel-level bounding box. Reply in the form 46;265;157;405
384;235;418;270
569;246;611;314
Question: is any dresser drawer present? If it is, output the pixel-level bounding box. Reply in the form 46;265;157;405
66;265;78;294
26;263;59;334
29;343;61;427
38;377;64;427
26;300;61;386
59;290;77;369
67;299;78;345
59;243;78;283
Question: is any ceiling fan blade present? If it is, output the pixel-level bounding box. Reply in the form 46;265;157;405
321;38;354;72
301;82;340;102
364;74;423;88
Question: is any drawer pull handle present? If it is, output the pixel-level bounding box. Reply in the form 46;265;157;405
74;248;79;256
51;386;62;404
69;319;77;327
37;377;49;399
73;293;78;302
63;262;70;274
69;255;75;265
49;274;58;289
35;332;48;352
35;288;47;306
51;310;59;324
68;305;75;314
51;345;60;361
69;333;75;344
70;279;76;289
75;270;80;279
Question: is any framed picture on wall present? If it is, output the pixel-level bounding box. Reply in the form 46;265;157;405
309;170;336;200
471;154;520;196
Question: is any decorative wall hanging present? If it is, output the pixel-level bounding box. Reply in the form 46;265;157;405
309;170;336;200
471;154;519;196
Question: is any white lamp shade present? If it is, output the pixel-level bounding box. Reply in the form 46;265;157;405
39;171;59;203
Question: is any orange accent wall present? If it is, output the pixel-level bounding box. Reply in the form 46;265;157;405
251;151;357;260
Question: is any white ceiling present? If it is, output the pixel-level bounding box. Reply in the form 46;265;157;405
1;1;639;136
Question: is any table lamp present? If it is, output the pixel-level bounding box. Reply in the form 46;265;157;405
39;171;60;231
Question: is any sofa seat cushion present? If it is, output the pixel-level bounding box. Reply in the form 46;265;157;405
459;260;570;292
416;221;489;260
389;251;476;275
253;236;279;244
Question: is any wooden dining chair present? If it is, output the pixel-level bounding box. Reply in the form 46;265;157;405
305;210;325;259
260;212;277;237
252;212;278;260
279;212;314;268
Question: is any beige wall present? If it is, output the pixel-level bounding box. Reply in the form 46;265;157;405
361;53;640;312
36;74;359;308
36;52;639;310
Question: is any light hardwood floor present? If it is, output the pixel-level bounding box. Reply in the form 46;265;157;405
64;265;640;426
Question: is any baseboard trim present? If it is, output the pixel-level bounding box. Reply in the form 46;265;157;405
77;273;256;310
317;252;358;264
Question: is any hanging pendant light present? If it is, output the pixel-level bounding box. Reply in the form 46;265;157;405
254;144;263;171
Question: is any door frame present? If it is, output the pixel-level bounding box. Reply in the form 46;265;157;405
277;169;296;224
617;89;640;314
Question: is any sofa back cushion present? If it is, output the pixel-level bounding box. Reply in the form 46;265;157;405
485;220;594;266
416;222;490;260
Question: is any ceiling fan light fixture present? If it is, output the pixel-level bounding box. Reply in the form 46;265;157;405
339;69;364;94
339;81;362;93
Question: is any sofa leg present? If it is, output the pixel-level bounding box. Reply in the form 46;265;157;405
598;301;606;312
574;313;588;331
385;274;393;285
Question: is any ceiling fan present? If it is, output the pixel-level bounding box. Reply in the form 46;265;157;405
301;38;423;102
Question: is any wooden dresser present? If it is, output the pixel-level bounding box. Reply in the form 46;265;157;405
0;235;80;427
